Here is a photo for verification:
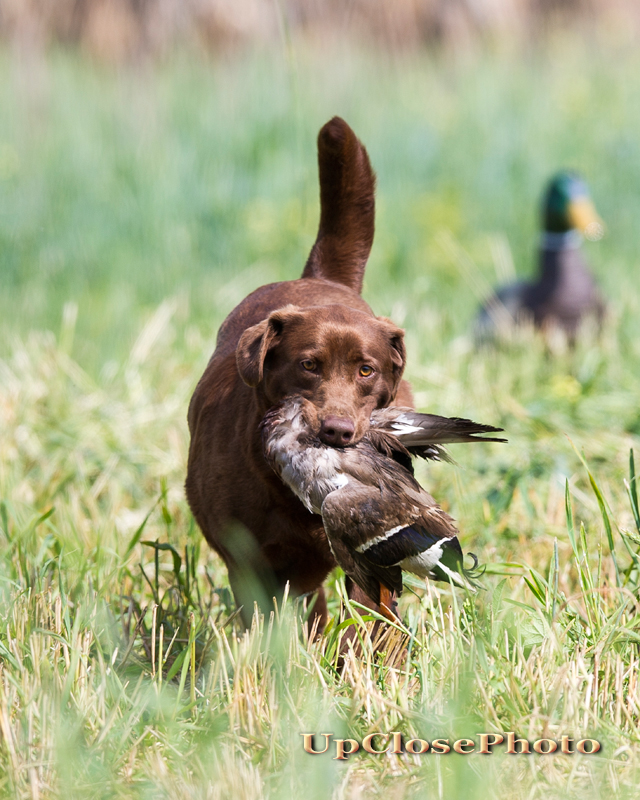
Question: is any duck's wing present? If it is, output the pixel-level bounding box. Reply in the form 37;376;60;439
354;499;458;566
326;529;403;607
359;517;480;591
365;428;420;472
320;468;473;600
320;480;409;604
369;408;506;461
334;468;480;591
475;281;530;340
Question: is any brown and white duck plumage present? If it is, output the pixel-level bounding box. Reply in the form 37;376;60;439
261;397;506;617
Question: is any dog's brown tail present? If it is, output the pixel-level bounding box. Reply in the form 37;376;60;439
301;117;375;295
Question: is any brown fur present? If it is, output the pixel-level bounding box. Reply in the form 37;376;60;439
185;117;413;628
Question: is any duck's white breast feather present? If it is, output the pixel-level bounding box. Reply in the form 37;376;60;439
268;429;347;514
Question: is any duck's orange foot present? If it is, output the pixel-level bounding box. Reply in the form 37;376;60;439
379;584;398;623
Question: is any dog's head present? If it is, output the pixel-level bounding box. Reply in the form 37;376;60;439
237;304;406;446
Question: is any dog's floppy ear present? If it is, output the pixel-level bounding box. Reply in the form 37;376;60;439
236;306;302;388
377;316;406;386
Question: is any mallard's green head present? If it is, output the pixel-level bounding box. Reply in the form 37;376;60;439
542;172;604;240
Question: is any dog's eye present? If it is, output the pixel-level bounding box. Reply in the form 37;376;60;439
301;359;317;372
359;365;374;377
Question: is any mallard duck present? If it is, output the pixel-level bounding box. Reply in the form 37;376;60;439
261;398;505;619
476;171;605;339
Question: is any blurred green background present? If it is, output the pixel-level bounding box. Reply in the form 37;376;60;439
1;15;638;373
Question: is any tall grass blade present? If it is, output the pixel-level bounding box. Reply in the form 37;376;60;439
588;471;621;588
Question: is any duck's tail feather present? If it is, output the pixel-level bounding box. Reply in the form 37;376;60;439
431;544;484;592
372;409;507;449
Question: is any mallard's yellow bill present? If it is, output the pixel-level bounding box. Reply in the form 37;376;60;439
568;198;605;241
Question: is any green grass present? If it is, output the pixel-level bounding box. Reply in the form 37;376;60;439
2;35;640;798
2;37;640;369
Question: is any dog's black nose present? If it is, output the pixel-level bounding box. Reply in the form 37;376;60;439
319;416;355;446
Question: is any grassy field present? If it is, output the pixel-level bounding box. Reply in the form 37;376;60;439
2;34;640;798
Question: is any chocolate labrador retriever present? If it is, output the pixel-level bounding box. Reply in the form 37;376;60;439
185;117;413;627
